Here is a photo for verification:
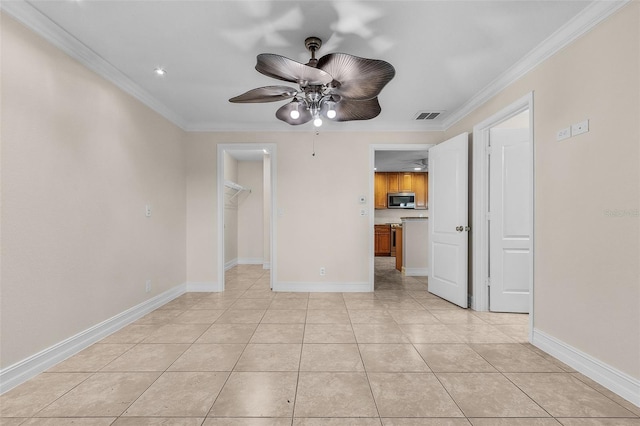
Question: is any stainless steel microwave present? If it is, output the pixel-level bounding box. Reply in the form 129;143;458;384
388;192;415;209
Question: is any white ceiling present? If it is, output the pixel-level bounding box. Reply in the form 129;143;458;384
376;150;429;173
4;0;617;133
227;149;267;162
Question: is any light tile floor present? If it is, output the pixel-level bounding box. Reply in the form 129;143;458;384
2;258;639;425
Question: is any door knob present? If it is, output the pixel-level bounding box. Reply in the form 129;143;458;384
456;226;463;232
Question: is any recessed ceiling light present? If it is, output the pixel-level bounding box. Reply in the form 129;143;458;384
414;167;422;171
154;67;167;76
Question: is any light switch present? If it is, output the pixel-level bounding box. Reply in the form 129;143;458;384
572;119;589;136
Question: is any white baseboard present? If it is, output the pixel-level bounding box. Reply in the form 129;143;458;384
186;281;221;292
403;267;429;277
0;283;186;394
237;258;263;265
273;281;371;292
224;258;238;271
263;261;271;270
532;328;640;408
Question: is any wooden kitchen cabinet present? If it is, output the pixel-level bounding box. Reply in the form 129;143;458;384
375;224;391;256
386;173;399;193
413;173;428;209
400;173;413;192
385;172;414;194
374;173;388;209
374;172;428;210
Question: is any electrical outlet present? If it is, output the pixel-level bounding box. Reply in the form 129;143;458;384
360;209;368;216
319;267;326;276
145;204;152;217
145;280;151;293
572;119;589;136
556;127;570;141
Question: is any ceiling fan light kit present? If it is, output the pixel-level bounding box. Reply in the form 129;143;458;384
229;37;395;127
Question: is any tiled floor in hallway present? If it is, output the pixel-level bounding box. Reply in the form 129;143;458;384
1;258;639;425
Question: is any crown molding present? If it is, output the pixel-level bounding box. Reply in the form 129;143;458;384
442;0;631;130
185;120;445;133
1;0;189;130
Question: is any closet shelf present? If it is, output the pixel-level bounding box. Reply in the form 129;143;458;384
225;180;251;201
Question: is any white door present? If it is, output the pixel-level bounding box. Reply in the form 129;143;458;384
428;133;469;308
489;128;531;313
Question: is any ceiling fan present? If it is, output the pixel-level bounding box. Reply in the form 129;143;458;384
229;36;395;127
411;158;428;171
398;157;428;171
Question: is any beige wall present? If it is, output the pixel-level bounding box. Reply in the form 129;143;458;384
0;15;187;368
263;155;272;268
238;161;264;263
223;153;239;266
185;132;442;287
185;133;217;284
445;3;640;379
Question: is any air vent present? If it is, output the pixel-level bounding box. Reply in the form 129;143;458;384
415;111;443;120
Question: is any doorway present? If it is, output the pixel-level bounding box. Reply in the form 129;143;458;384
370;144;434;291
472;93;534;337
217;144;277;291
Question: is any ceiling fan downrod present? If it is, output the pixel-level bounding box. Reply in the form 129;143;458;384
304;36;322;67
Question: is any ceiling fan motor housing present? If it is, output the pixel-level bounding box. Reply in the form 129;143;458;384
304;36;322;61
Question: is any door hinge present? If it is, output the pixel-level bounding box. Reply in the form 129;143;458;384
486;278;491;287
486;144;492;156
486;212;492;221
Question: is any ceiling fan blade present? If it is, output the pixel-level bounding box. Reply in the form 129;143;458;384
332;98;382;122
317;53;395;100
275;102;313;125
256;54;333;86
229;86;298;103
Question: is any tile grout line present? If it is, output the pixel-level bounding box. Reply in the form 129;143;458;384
350;294;384;423
113;294;217;422
205;272;270;420
290;301;308;422
567;373;640;417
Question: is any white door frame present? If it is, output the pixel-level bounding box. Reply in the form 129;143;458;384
472;92;534;337
217;143;277;291
369;144;434;291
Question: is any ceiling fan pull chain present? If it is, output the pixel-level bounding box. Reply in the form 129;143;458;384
312;130;319;156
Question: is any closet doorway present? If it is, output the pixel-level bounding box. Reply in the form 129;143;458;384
217;144;277;291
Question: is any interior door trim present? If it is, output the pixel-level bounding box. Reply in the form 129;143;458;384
369;144;434;291
471;92;534;339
